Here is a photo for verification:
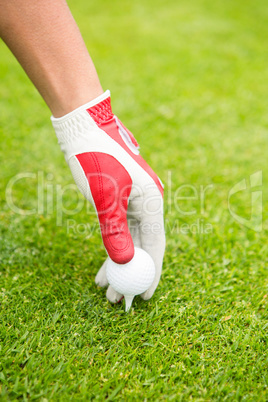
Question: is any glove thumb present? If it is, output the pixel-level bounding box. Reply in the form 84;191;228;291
76;152;134;264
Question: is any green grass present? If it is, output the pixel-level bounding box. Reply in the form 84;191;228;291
1;0;268;400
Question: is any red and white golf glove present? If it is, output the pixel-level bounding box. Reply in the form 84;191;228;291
51;91;165;302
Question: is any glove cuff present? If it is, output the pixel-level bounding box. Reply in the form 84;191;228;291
51;90;111;159
51;90;110;124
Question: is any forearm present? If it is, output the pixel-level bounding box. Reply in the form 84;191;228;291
0;0;103;117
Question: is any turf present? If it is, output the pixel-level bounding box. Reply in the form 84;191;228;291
1;0;268;400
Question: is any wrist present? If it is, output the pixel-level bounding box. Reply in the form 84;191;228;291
51;90;110;122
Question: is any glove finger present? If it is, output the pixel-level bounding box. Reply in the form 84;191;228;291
95;259;109;288
95;217;141;288
95;261;123;304
106;285;123;303
96;218;141;298
128;216;142;248
139;190;165;300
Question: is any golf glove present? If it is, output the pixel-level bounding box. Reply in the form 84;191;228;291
51;91;165;302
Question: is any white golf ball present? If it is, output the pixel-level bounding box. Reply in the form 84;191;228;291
106;247;155;311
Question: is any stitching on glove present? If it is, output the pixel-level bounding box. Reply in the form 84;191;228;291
91;152;105;213
87;97;114;125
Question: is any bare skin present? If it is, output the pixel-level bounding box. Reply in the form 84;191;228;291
0;0;103;117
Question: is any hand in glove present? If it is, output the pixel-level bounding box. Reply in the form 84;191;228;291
51;91;165;302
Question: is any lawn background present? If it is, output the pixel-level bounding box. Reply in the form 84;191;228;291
1;0;268;400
